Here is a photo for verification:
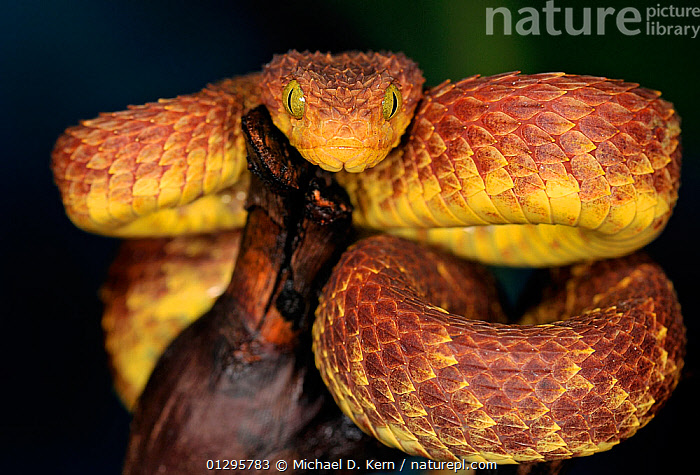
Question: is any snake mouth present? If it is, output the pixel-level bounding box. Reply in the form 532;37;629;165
300;145;388;173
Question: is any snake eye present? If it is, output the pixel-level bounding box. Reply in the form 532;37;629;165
382;84;402;121
283;80;305;120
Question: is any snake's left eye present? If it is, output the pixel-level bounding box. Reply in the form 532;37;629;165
283;80;305;120
382;84;402;121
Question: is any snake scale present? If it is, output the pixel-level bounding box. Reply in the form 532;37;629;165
51;51;684;463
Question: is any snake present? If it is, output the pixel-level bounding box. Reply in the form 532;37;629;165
51;51;684;463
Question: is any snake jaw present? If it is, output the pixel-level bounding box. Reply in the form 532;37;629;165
299;144;391;173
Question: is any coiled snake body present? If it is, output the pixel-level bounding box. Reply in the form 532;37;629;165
52;51;684;463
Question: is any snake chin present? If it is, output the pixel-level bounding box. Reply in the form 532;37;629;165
300;146;389;173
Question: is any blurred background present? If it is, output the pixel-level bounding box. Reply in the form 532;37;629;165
1;0;697;473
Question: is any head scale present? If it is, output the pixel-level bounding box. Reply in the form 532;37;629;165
260;50;424;172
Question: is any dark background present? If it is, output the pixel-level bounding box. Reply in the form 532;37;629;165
1;0;698;473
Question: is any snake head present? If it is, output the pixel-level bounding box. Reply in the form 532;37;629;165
261;50;424;172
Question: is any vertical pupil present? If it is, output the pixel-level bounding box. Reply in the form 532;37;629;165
391;92;398;116
283;81;304;118
287;89;294;112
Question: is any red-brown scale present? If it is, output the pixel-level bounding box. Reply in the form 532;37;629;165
313;235;685;463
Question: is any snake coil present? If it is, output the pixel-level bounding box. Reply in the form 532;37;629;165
51;51;684;463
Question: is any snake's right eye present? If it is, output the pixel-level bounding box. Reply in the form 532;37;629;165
283;80;305;120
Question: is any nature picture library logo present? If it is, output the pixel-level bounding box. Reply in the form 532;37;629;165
486;1;700;38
